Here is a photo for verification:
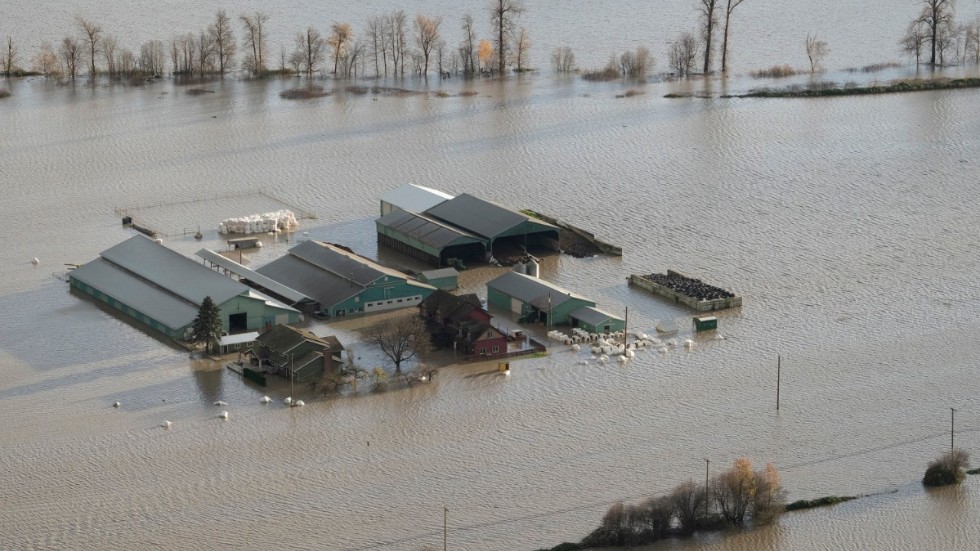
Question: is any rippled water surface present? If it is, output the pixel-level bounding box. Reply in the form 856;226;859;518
2;1;980;550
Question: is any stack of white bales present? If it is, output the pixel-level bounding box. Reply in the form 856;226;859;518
218;210;298;234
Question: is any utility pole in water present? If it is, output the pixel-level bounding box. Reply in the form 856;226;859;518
444;506;448;551
776;354;781;411
951;408;956;452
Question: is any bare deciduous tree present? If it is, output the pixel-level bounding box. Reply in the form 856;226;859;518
916;0;956;65
295;27;325;79
805;33;829;73
367;316;431;374
720;0;747;72
240;11;269;76
366;16;384;76
551;46;575;73
101;34;118;78
200;31;217;76
414;15;441;76
33;42;60;77
77;17;103;77
460;14;477;76
490;0;524;75
2;36;16;77
964;17;980;64
512;26;531;71
698;0;720;74
328;22;353;76
670;480;706;536
903;19;930;65
60;36;81;80
139;40;164;76
712;457;756;525
620;46;652;77
210;10;236;77
386;11;407;76
669;32;700;77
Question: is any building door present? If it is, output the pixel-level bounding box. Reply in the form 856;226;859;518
229;312;247;332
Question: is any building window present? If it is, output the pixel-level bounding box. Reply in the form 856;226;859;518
492;346;499;353
480;347;487;355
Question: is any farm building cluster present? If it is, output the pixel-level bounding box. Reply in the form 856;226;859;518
71;184;734;380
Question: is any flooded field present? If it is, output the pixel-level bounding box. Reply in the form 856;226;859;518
2;1;980;549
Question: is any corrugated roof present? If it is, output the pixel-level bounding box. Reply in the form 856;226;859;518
419;267;460;280
288;240;415;287
196;248;312;304
256;254;362;309
101;235;244;305
487;271;593;309
377;210;484;249
381;183;454;213
425;193;530;239
70;258;199;331
569;306;622;326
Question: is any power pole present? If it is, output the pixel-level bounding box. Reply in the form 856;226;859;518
776;354;781;411
951;408;956;453
444;506;448;551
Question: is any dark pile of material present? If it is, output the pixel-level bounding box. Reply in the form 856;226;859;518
643;272;734;300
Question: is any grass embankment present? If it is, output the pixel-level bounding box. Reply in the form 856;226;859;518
738;77;980;98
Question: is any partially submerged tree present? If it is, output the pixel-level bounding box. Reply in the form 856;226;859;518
191;296;223;354
720;0;747;73
698;0;721;73
902;19;930;65
367;316;431;374
77;17;103;77
459;14;477;76
60;36;81;80
240;11;269;76
512;26;531;71
477;38;494;73
328;22;353;76
32;42;60;77
295;26;325;79
210;10;236;77
915;0;956;65
923;449;970;487
551;46;575;73
669;32;700;77
2;36;16;77
805;33;829;73
490;0;524;74
619;46;653;78
414;15;441;76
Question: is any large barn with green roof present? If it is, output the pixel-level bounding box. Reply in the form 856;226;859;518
69;235;300;340
375;186;560;267
255;240;436;318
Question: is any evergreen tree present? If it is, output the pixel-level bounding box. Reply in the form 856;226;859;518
191;296;223;354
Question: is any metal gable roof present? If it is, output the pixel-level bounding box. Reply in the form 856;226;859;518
377;210;485;249
486;271;593;308
419;267;460;280
380;183;454;213
256;254;362;309
196;248;312;304
286;240;412;287
70;258;199;331
569;306;623;326
424;193;530;239
101;235;245;305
